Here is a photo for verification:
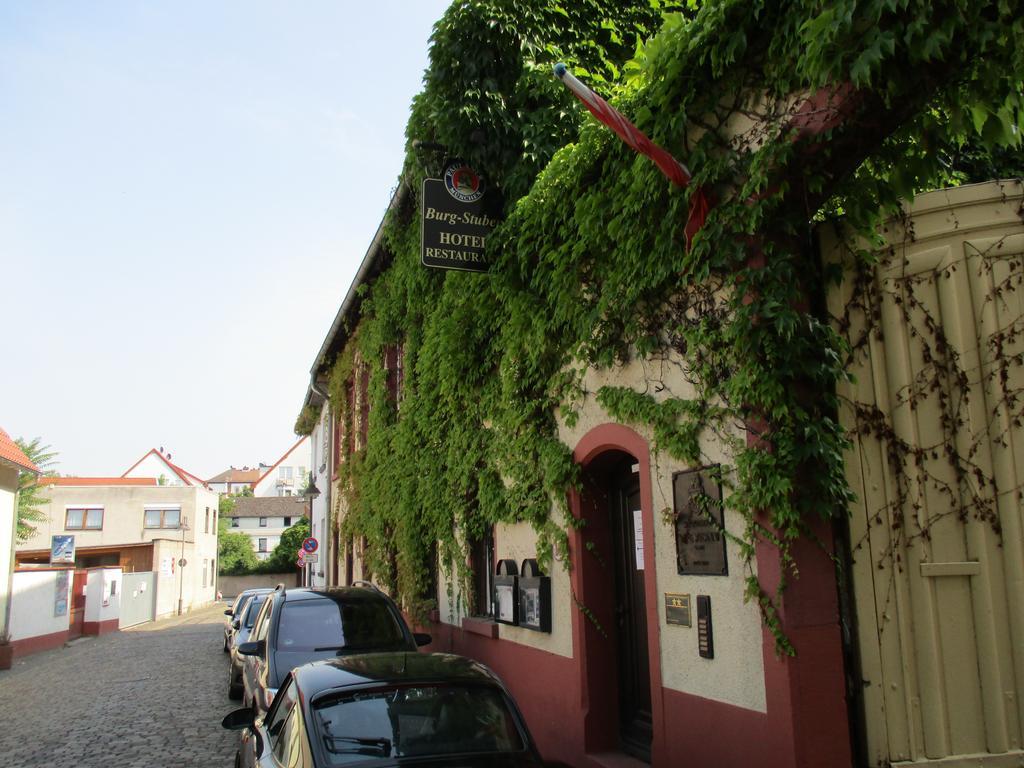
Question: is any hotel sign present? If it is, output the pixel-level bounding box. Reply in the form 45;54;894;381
421;162;500;273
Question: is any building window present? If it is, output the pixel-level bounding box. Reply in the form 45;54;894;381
66;507;103;530
259;517;268;527
258;538;268;553
202;559;208;588
230;517;239;528
205;507;210;533
144;507;181;529
469;527;495;617
283;516;291;527
280;466;293;480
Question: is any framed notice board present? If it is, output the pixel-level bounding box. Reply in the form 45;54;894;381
673;465;728;576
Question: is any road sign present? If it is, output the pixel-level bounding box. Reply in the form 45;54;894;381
302;537;319;554
302;553;318;564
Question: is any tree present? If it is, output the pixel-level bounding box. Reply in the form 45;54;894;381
217;515;259;574
14;437;58;542
264;518;310;573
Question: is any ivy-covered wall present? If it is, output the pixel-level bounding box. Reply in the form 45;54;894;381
307;0;1023;651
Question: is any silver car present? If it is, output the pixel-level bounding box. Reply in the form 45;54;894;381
223;588;273;653
229;594;268;700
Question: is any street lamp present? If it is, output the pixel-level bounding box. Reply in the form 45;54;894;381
301;477;321;503
177;516;190;616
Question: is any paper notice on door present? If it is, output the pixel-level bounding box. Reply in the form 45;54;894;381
633;510;645;570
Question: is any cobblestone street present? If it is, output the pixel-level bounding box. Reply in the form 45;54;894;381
0;602;240;767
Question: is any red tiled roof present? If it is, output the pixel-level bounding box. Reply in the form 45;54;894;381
0;428;40;474
39;477;158;486
208;468;262;484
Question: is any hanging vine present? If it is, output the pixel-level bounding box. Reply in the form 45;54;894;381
308;0;1023;651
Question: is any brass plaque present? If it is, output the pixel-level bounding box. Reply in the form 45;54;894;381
673;466;728;576
665;592;692;627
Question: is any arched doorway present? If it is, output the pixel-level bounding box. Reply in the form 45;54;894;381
570;425;661;764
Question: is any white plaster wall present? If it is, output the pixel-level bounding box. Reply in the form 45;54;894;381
495;521;572;657
434;521;572;658
309;405;331;587
10;569;71;640
17;485;210;554
0;467;17;638
85;567;122;623
558;354;767;714
253;437;311;497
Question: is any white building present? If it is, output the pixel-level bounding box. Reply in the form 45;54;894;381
122;448;207;488
16;478;220;617
207;466;262;495
228;496;306;560
252;437;311;498
305;401;333;588
0;428;40;668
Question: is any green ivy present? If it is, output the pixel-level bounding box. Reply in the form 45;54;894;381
320;0;1023;651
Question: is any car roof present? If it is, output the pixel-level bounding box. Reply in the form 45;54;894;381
293;652;504;695
279;586;389;603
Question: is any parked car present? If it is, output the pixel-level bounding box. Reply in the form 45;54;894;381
237;584;430;719
229;593;269;700
223;588;274;653
223;652;545;767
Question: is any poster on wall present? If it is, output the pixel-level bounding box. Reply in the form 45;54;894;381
50;534;75;564
160;556;173;578
54;569;69;617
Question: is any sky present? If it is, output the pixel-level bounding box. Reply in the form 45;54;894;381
0;1;452;479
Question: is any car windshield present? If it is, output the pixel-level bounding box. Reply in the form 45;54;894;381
244;596;266;628
311;684;525;765
275;598;404;653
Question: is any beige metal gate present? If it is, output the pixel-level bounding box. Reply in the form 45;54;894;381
828;180;1024;767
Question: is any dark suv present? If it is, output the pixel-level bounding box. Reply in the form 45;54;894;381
238;584;429;718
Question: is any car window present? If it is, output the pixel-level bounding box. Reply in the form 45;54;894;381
276;597;405;652
265;677;298;757
230;592;248;615
244;596;267;628
236;594;254;615
252;597;274;643
276;701;304;767
311;684;524;765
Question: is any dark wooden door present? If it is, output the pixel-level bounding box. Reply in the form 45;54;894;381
611;467;652;762
69;570;87;639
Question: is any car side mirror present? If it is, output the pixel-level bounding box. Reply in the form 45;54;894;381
231;619;241;630
224;609;233;616
237;639;265;657
222;708;255;731
414;632;432;647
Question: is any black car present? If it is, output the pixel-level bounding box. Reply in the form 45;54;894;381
238;584;429;719
224;589;273;652
230;593;270;700
223;652;545;767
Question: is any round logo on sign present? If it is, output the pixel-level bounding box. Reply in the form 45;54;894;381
444;162;485;203
302;537;319;554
